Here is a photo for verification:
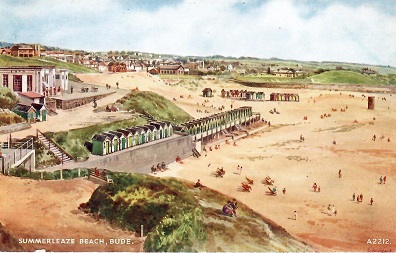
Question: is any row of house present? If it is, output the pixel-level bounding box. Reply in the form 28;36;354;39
91;121;173;156
269;93;299;102
220;89;265;101
272;68;307;78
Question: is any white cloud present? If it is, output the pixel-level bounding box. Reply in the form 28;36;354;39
0;0;395;66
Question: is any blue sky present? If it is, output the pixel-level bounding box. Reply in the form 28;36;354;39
1;0;395;66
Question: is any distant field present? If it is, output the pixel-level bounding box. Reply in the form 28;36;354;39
310;70;382;85
235;74;311;84
0;55;96;73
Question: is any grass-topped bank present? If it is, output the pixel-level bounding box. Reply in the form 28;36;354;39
81;173;312;252
0;55;96;73
116;90;192;124
46;117;147;159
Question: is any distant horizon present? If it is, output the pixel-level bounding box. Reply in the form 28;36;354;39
2;40;393;68
1;0;395;67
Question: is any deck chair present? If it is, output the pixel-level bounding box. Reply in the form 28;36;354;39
242;183;252;192
267;187;277;195
246;177;254;184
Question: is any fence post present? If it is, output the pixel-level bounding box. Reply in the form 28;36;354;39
78;168;81;177
141;225;143;237
60;169;63;180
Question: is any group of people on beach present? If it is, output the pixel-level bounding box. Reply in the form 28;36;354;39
312;183;321;192
379;175;387;184
372;134;391;142
222;199;238;217
151;162;167;174
352;193;366;204
327;204;337;216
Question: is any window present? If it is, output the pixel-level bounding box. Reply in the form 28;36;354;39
55;74;60;79
13;75;22;92
2;74;8;87
27;75;33;91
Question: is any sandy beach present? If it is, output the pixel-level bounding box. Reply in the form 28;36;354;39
76;72;396;251
1;71;395;251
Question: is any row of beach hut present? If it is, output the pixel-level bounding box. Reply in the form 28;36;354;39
92;121;173;156
178;106;258;137
220;89;265;101
269;93;299;102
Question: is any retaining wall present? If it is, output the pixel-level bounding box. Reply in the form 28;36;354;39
80;135;194;173
0;122;31;134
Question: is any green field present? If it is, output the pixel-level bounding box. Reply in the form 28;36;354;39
47;117;147;159
310;70;381;85
116;90;192;124
0;55;96;73
235;74;311;84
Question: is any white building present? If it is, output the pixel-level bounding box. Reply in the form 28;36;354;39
0;66;68;98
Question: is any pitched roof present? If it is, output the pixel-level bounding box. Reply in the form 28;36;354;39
31;103;45;111
117;129;132;136
159;65;184;70
19;92;45;99
92;134;110;142
102;132;117;139
108;130;124;138
13;103;35;112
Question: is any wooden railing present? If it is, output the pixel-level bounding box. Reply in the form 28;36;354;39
36;129;74;162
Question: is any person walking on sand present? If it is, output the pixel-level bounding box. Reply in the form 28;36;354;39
312;183;317;192
294;211;297;220
352;193;356;201
239;166;242;175
370;198;374;205
282;188;286;194
380;176;383;184
356;195;360;203
327;204;331;215
383;176;387;184
332;205;335;215
360;194;363;202
338;169;342;178
318;186;321;192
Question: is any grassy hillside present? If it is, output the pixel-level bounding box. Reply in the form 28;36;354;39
47;117;147;159
0;55;96;73
116;90;192;124
0;87;18;109
310;70;381;85
82;173;312;252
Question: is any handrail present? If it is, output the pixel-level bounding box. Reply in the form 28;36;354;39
36;129;74;161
